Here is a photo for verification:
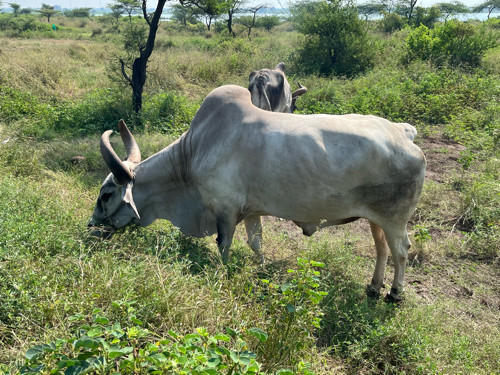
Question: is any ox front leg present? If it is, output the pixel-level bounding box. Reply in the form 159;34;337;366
366;221;390;299
244;215;264;264
384;225;412;303
216;213;237;263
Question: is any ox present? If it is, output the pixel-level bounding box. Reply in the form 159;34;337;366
89;85;426;301
248;62;307;113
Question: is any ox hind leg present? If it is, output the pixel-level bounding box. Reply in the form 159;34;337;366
383;223;412;302
366;221;390;299
244;215;265;264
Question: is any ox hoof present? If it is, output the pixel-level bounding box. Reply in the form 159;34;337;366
365;284;381;299
384;291;403;304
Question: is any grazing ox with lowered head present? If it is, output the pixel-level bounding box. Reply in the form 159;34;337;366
248;62;307;113
89;85;426;302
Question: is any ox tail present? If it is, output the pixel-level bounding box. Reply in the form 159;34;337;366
258;75;272;111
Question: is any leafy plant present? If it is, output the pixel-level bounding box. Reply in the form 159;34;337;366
291;0;375;77
18;301;313;375
413;224;431;243
405;21;498;68
257;259;327;370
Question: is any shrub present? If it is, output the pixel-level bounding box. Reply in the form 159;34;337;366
291;0;375;77
257;16;281;32
380;12;406;33
55;88;132;135
18;302;274;375
405;21;498;68
142;91;198;135
256;259;327;371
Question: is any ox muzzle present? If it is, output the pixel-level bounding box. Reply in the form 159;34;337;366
87;217;115;239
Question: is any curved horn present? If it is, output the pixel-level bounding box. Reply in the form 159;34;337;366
118;119;141;164
292;82;308;98
100;129;133;185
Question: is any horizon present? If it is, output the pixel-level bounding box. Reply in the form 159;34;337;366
1;0;490;11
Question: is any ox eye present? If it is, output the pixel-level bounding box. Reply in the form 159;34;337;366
101;193;113;202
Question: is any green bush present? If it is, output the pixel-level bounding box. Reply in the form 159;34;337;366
379;12;406;33
291;0;375;77
55;88;132;135
143;91;199;135
405;21;498;68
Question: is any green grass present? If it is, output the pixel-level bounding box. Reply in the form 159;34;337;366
0;14;499;375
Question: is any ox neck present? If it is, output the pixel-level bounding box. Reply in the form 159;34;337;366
128;136;200;228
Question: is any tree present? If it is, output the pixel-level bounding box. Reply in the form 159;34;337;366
257;15;280;31
357;3;385;21
437;1;468;22
109;4;123;23
378;0;398;13
9;3;21;17
114;0;142;22
171;3;200;26
113;0;168;113
225;0;246;37
71;7;93;20
473;0;500;19
39;4;59;23
395;0;418;22
436;1;468;22
179;0;226;30
411;6;441;27
292;0;374;77
237;5;262;37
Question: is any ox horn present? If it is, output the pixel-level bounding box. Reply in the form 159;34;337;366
100;125;134;186
292;82;308;99
118;119;141;164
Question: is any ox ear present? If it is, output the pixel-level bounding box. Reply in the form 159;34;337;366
249;71;257;83
274;62;285;72
123;183;140;220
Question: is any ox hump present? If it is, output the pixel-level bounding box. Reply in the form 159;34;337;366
205;85;251;106
399;122;418;142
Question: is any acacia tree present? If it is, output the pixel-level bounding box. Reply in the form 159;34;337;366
437;1;468;22
179;0;225;30
113;0;168;113
237;5;262;37
225;0;249;37
71;7;93;20
396;0;418;21
171;3;200;26
39;4;59;22
9;3;21;17
473;0;500;19
357;3;385;21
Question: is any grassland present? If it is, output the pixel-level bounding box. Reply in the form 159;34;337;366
0;13;499;375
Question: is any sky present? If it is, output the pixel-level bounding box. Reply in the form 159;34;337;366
1;0;489;10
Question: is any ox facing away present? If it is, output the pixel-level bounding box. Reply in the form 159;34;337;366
89;85;426;302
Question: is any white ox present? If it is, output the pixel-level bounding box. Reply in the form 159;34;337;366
89;85;426;301
248;62;307;113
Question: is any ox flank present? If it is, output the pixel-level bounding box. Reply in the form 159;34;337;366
90;85;426;302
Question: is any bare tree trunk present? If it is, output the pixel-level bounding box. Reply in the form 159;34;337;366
227;10;235;37
121;0;167;114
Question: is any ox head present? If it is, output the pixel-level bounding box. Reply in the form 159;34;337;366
88;120;141;238
248;62;307;113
